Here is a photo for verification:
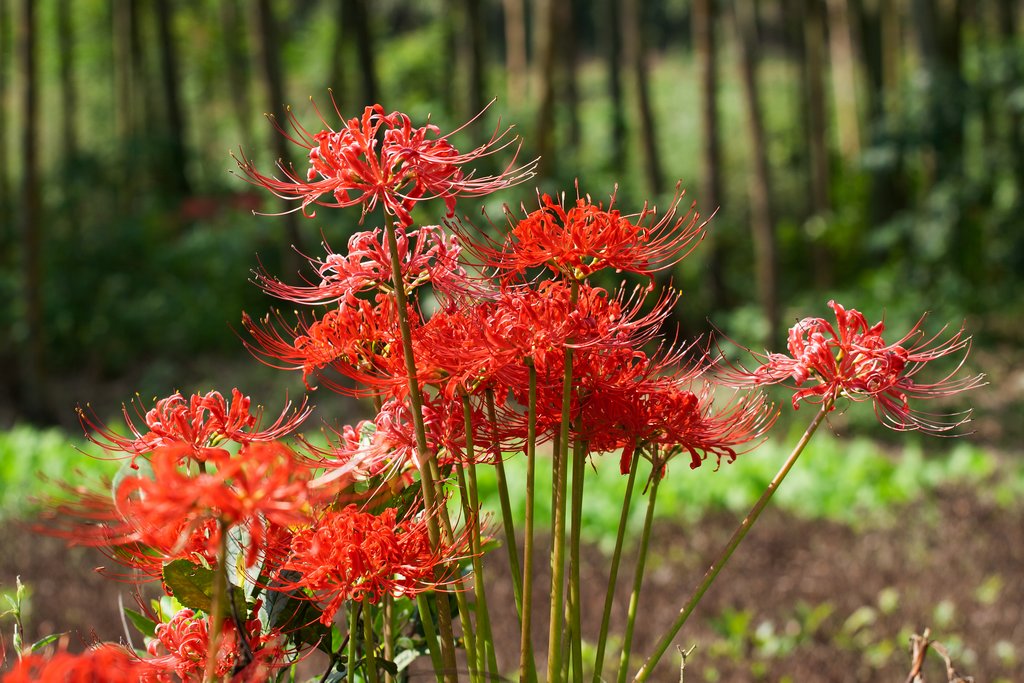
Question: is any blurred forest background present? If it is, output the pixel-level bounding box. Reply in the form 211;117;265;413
1;0;1022;425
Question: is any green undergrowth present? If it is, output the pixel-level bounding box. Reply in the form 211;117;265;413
474;430;1014;549
1;425;1017;544
0;426;120;519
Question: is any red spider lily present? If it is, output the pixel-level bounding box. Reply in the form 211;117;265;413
729;300;984;433
119;443;311;566
255;224;470;306
242;295;413;396
56;443;313;570
274;504;470;625
144;608;284;682
576;375;773;473
2;644;150;683
235;100;534;227
79;388;309;464
455;184;705;282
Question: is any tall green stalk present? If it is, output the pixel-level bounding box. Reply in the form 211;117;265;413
363;603;380;683
615;465;662;683
592;443;641;682
568;435;586;681
203;521;230;683
348;602;361;683
383;595;395;683
416;594;445;681
461;394;501;681
519;359;539;683
452;460;480;681
546;279;578;682
484;389;523;613
383;218;459;681
632;402;833;681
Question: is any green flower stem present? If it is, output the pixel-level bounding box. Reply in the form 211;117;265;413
568;435;586;682
592;443;641;682
348;602;361;682
383;219;459;680
363;603;380;683
616;465;663;683
416;594;445;682
519;359;539;683
547;278;578;683
451;458;480;681
632;401;833;681
203;521;230;683
461;394;501;681
485;388;523;613
383;595;395;683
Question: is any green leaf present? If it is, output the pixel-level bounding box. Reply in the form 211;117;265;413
161;560;247;618
163;560;215;613
124;608;158;638
30;632;66;652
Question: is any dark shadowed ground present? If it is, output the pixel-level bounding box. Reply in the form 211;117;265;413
2;486;1021;681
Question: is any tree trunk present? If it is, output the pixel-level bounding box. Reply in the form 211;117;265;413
0;0;9;218
342;0;379;106
18;0;47;420
533;0;558;175
153;0;191;198
693;0;726;313
859;0;908;226
220;0;254;144
57;0;77;163
803;0;832;289
624;0;664;194
462;0;487;124
997;0;1023;183
561;0;581;148
502;0;528;104
826;0;862;159
254;0;304;262
600;0;627;174
733;0;780;347
113;0;137;145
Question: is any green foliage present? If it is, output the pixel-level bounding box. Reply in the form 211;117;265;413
0;426;119;519
476;432;1007;547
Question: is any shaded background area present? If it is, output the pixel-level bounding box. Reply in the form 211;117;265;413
0;0;1022;425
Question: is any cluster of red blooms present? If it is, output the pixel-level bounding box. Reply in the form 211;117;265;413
729;300;983;433
14;101;980;681
4;611;282;682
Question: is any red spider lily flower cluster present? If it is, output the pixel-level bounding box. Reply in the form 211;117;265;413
78;388;309;464
731;300;984;433
144;608;283;681
235;100;535;226
52;442;312;573
276;505;470;625
1;645;149;683
454;184;706;282
31;100;982;683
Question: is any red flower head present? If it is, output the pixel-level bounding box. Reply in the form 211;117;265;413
275;504;470;625
255;225;469;307
242;296;406;395
65;442;314;570
2;645;148;683
79;388;309;464
144;608;284;681
732;300;984;433
235;100;534;226
456;184;705;283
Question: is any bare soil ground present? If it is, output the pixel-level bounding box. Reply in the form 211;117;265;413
2;486;1020;681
